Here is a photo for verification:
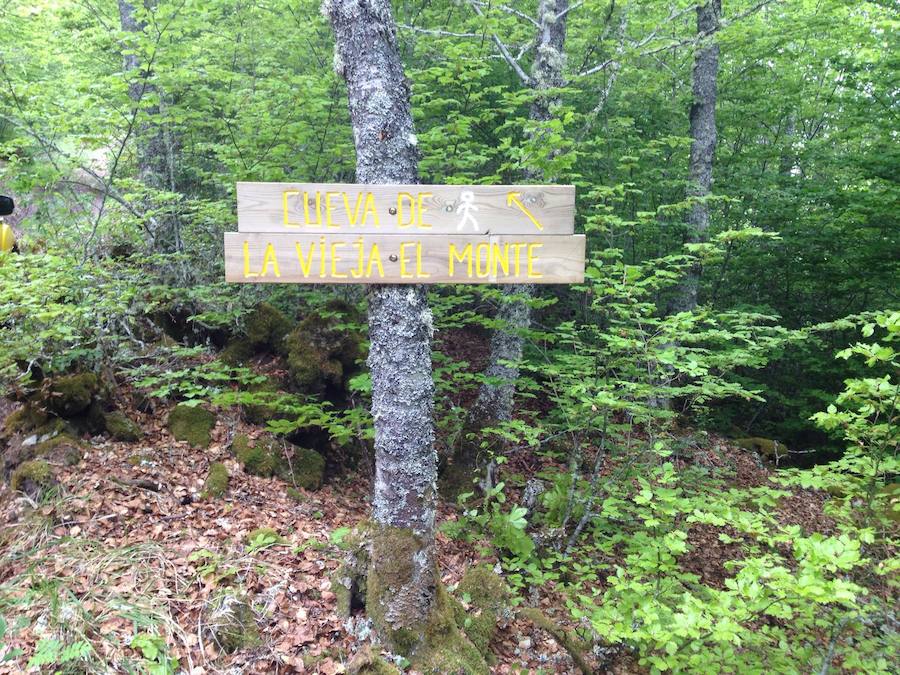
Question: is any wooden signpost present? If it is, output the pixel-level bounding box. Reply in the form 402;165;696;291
225;183;583;284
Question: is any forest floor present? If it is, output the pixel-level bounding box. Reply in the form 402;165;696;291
0;393;840;674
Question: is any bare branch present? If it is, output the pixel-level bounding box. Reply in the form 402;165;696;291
470;0;540;28
579;57;617;78
398;24;481;38
556;0;584;21
578;3;697;77
468;1;532;85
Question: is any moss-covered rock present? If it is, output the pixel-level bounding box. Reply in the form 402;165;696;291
231;434;279;477
230;434;325;489
205;592;261;653
44;373;100;417
167;404;216;447
347;646;402;675
245;302;292;352
203;462;229;499
334;523;371;618
2;404;50;436
735;437;788;460
454;565;509;658
2;431;82;481
220;337;255;366
103;411;143;442
31;434;83;466
284;302;363;396
219;304;293;365
10;460;56;499
284;446;325;490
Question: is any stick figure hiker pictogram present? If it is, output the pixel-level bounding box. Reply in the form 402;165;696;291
455;190;480;232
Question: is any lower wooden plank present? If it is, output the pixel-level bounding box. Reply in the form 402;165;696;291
225;233;585;284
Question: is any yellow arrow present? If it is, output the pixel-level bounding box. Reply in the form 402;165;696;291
506;191;543;231
0;223;13;253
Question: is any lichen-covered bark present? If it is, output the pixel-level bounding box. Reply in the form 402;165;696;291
118;0;181;254
472;285;533;425
324;0;440;656
473;0;569;425
672;0;721;314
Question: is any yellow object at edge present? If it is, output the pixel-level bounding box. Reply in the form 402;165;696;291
0;223;14;252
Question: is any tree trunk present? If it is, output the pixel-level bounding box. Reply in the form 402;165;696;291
118;0;181;254
671;0;721;313
325;0;484;668
472;0;570;426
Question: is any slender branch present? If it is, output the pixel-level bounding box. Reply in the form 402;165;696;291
398;24;481;38
579;57;617;78
578;3;695;77
556;0;584;21
468;1;532;85
470;0;540;28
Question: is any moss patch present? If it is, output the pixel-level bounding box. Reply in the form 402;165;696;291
127;453;154;466
245;302;292;352
454;565;509;658
167;404;216;447
284;303;363;396
347;646;402;674
735;437;788;460
244;527;285;546
44;373;100;417
3;404;50;436
284;446;325;490
10;460;56;499
286;487;306;503
220;337;255;365
366;526;487;673
230;434;325;489
231;434;278;477
334;523;371;618
103;411;142;442
203;462;229;498
205;592;260;653
412;584;489;674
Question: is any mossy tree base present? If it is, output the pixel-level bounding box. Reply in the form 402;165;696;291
364;525;488;674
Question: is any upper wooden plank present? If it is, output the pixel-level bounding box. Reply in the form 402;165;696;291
236;182;575;235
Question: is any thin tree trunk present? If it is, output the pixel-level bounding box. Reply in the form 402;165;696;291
472;0;570;425
118;0;181;254
671;0;720;313
326;0;484;667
